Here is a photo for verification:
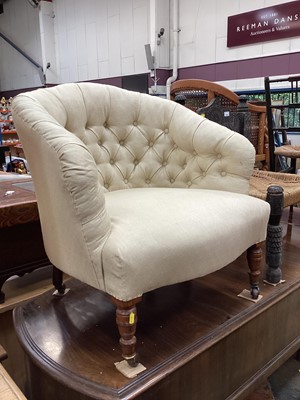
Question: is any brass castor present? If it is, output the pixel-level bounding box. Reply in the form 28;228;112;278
251;286;260;300
53;283;67;297
57;283;66;295
126;353;139;367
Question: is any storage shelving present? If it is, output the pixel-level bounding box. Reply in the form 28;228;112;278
0;97;20;147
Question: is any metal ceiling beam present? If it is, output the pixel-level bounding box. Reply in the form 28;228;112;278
0;30;45;85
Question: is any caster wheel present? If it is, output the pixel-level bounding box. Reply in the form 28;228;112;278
251;287;260;300
57;283;66;294
126;353;139;367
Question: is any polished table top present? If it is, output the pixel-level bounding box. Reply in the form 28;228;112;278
0;174;38;228
0;174;49;306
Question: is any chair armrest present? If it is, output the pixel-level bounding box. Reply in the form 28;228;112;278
12;103;111;291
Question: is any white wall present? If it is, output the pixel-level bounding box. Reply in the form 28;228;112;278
0;0;43;91
0;0;299;92
52;0;151;83
178;0;300;91
39;0;58;84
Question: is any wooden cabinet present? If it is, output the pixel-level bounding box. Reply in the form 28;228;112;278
0;178;50;304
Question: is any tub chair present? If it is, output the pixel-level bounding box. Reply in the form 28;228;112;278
12;83;270;368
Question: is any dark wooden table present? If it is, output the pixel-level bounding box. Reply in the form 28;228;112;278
0;176;51;303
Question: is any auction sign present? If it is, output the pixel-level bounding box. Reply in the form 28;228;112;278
227;1;300;47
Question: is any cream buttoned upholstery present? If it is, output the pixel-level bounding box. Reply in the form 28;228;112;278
12;83;270;365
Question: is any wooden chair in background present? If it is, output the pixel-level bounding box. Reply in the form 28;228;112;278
265;75;300;174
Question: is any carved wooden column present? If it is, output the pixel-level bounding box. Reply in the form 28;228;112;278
265;185;284;284
111;296;142;367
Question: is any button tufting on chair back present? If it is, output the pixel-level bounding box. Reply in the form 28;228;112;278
14;83;255;194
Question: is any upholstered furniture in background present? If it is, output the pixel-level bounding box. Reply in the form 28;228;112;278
12;83;270;367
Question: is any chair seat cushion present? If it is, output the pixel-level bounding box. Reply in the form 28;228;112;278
102;188;270;301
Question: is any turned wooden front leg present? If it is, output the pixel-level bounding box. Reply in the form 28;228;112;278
247;243;263;299
111;296;142;367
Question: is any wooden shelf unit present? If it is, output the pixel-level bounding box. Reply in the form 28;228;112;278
1;97;20;149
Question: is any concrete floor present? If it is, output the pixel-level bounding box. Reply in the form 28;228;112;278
246;355;300;400
268;354;300;400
